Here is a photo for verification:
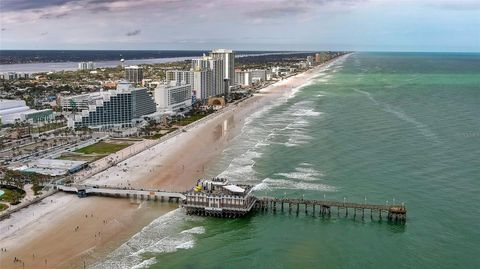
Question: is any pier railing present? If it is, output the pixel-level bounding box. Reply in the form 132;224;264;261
255;197;406;222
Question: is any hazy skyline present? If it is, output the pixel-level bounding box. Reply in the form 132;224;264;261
0;0;479;52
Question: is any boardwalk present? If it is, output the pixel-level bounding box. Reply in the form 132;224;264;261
56;184;185;202
255;197;407;222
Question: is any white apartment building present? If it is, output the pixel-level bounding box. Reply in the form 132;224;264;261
192;69;214;101
210;49;235;94
0;72;30;80
249;69;268;83
192;55;224;96
78;62;95;70
235;71;252;86
166;70;193;85
154;83;192;114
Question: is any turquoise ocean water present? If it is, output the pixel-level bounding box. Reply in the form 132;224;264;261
95;52;480;269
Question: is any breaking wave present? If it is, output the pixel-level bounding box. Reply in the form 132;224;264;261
90;210;204;269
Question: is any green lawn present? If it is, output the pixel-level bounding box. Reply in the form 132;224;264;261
56;152;105;162
74;141;130;155
175;114;206;126
0;203;8;212
0;187;26;205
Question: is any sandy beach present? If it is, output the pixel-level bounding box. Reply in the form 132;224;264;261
0;58;343;269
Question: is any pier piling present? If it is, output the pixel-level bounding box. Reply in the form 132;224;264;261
252;197;406;223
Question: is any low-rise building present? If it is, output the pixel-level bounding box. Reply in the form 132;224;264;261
249;69;268;83
182;178;256;217
11;159;87;176
0;99;53;125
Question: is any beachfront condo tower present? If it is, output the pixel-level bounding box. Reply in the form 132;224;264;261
154;82;192;113
192;55;225;97
210;49;235;95
66;81;156;130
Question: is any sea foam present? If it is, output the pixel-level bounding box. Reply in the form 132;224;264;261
90;210;204;269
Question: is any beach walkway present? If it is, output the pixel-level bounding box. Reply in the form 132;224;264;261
56;184;185;201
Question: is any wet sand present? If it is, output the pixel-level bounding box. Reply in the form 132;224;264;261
0;60;340;269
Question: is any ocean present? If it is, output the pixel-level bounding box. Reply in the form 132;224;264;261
94;52;480;269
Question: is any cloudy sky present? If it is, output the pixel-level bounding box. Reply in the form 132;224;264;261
0;0;479;51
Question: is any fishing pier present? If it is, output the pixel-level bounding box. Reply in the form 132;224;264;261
182;178;407;222
54;178;407;223
255;197;406;222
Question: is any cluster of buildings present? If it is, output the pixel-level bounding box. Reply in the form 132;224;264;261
165;48;235;101
0;72;30;80
58;49;323;131
2;49;324;131
61;49;241;130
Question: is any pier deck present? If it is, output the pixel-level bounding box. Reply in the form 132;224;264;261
255;197;406;221
54;185;407;222
56;184;185;202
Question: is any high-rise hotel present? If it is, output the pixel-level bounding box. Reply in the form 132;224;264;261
210;49;235;95
163;49;235;103
67;81;156;130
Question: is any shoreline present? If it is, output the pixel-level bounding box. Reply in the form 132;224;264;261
0;55;346;269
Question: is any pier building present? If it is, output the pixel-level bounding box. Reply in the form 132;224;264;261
182;178;256;217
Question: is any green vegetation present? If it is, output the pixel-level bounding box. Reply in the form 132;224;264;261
74;141;130;155
0;186;26;205
173;114;206;126
56;153;103;162
31;122;66;133
142;129;175;140
0;203;8;212
2;170;51;189
32;184;44;195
